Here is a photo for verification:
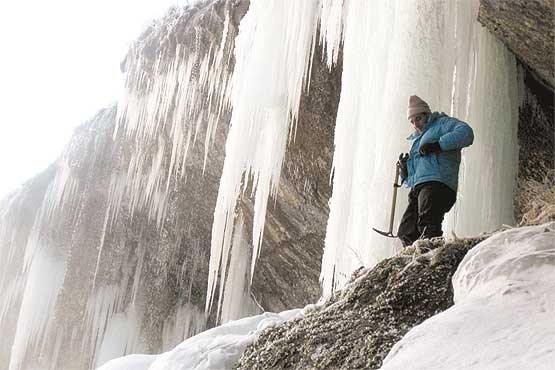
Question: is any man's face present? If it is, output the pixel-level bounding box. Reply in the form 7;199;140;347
408;112;427;132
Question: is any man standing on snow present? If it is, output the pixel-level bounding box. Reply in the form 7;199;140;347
397;95;474;247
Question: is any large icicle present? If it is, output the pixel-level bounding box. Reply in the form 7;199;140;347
206;0;321;315
219;213;262;324
320;0;519;294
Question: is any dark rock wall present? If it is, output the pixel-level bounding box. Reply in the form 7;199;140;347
478;0;555;89
517;65;554;182
515;63;555;224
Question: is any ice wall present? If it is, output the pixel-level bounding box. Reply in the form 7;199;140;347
0;102;217;369
319;0;519;293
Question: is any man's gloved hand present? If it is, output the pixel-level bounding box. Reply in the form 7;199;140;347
397;153;409;180
419;142;441;156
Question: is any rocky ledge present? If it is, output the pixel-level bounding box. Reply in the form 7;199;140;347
478;0;555;89
235;235;490;370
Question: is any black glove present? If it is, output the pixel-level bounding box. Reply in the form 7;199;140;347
419;142;441;156
397;153;409;180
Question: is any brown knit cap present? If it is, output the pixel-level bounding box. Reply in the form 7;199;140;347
407;95;431;119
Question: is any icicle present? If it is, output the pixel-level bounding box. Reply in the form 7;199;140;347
206;0;321;315
110;6;236;229
319;0;346;68
443;24;519;235
219;213;262;324
83;285;122;368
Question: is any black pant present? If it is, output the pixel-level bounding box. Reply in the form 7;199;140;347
397;181;456;247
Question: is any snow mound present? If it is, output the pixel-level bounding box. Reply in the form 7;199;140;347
380;222;555;370
97;309;302;370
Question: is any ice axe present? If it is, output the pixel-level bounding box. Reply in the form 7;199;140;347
372;154;407;238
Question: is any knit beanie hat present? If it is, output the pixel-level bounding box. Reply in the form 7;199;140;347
407;95;431;118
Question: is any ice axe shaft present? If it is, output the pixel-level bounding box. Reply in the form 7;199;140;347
372;164;401;238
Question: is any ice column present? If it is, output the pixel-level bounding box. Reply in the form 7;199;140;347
443;27;519;235
8;247;66;370
321;0;519;294
207;0;321;314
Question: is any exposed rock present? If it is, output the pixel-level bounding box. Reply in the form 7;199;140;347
236;235;489;370
515;65;555;225
478;0;555;89
480;0;555;225
248;41;342;312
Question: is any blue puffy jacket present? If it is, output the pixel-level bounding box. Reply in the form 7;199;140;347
403;112;474;191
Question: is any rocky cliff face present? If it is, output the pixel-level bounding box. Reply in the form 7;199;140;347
515;66;555;225
478;0;555;224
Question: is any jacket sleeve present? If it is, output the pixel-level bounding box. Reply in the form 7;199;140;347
438;117;474;151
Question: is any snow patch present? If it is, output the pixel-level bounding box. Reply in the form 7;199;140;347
97;309;303;370
380;223;555;370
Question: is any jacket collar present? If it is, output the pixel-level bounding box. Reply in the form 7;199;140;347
406;111;447;140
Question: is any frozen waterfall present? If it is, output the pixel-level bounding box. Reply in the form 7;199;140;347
206;0;519;302
319;0;519;293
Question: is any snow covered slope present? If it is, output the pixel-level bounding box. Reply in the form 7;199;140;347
100;223;554;370
381;222;555;370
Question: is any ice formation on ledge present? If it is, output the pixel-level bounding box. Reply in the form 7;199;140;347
1;4;243;368
111;5;235;229
380;223;555;370
206;0;321;317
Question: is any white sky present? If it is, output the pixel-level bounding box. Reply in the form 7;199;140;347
0;0;184;199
